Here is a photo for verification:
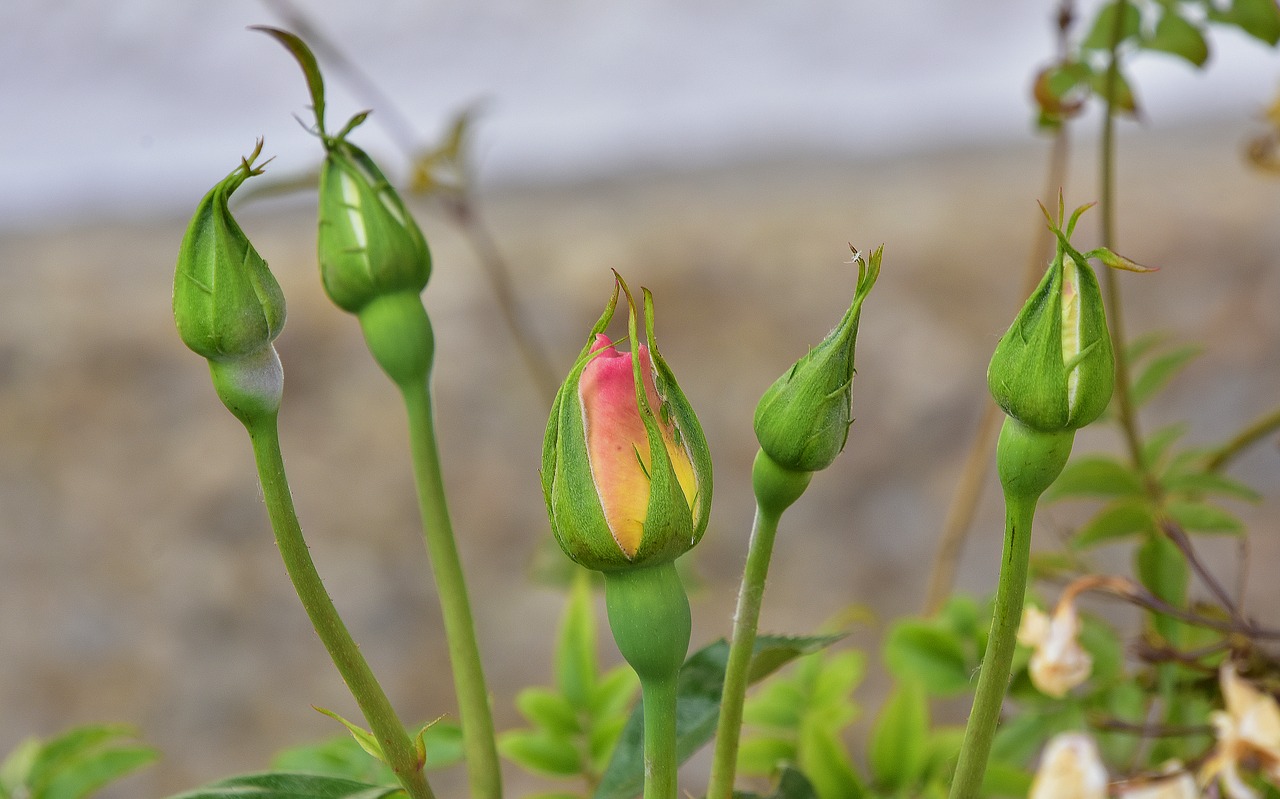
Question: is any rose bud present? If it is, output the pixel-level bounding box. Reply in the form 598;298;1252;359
317;132;432;315
174;139;285;362
754;245;881;474
174;141;286;426
541;275;712;573
987;201;1114;433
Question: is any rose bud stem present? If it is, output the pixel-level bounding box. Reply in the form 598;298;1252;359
707;248;879;799
174;147;435;799
948;418;1073;799
949;199;1141;799
704;451;810;799
603;561;692;799
258;28;502;797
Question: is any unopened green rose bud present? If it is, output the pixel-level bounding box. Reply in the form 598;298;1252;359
987;202;1114;433
173;140;285;361
541;275;713;573
317;134;432;314
754;245;881;473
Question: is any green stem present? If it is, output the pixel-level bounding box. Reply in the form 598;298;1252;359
1098;0;1146;477
603;562;692;799
246;415;435;799
1205;404;1280;473
400;380;502;799
705;506;781;799
948;493;1037;799
706;452;810;799
639;675;680;799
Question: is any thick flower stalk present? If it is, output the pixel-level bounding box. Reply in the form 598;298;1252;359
173;144;434;799
257;27;500;798
707;245;881;799
950;198;1150;799
542;275;712;799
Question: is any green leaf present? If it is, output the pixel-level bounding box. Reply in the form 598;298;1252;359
1132;346;1201;407
557;570;599;709
1136;534;1189;646
1161;470;1262;502
1144;10;1210;66
498;730;582;777
0;737;40;794
165;772;404;799
807;651;865;725
797;725;865;799
1095;681;1145;765
1166;501;1244;534
737;735;796;777
594;635;840;799
313;708;384;763
884;622;973;696
251;27;328;135
589;666;641;719
1078;614;1124;686
1224;0;1280;45
1045;456;1144;502
40;746;157;799
1072;499;1155;549
1090;69;1139;114
747;634;846;684
1143;423;1189;469
517;687;583;736
271;737;397;785
980;761;1034;798
737;766;824;799
23;725;157;799
868;681;928;791
1083;1;1143;50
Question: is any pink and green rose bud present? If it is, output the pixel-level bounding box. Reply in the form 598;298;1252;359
541;276;712;573
317;132;432;315
753;245;881;473
987;201;1115;433
173;140;285;362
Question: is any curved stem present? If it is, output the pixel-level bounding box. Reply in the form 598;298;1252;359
400;381;502;799
948;493;1037;799
705;503;784;799
246;416;435;799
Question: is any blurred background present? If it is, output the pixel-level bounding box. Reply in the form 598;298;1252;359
1;1;1279;797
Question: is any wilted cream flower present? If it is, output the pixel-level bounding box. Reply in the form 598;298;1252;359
1201;663;1280;799
1018;601;1091;698
1029;732;1108;799
1114;764;1198;799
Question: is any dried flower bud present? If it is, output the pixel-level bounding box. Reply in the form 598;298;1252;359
1029;733;1108;799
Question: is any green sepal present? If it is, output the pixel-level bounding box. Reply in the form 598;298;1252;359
542;277;710;572
987;203;1114;433
174;140;285;362
317;139;432;314
753;246;881;472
